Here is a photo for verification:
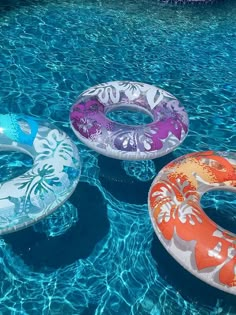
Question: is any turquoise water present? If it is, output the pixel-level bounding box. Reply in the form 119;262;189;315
0;0;236;314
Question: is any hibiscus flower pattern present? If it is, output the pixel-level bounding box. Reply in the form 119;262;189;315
70;99;106;139
149;151;236;294
70;81;189;160
34;129;79;172
0;115;81;235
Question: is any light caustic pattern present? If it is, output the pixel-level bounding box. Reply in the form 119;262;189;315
0;147;235;315
0;0;236;314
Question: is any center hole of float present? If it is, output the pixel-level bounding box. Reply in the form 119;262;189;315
106;104;153;126
201;190;236;234
0;151;33;182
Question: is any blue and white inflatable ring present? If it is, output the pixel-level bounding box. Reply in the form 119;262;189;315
0;114;81;235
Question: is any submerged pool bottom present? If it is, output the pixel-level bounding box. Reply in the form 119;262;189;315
159;0;218;4
0;0;235;313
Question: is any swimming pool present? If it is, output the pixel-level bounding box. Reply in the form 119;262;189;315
0;0;236;314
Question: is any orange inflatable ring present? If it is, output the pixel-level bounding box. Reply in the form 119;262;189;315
148;151;236;295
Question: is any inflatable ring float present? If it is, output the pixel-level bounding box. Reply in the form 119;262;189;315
148;151;236;295
70;81;189;160
0;114;81;235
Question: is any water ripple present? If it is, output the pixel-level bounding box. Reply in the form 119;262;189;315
0;0;236;314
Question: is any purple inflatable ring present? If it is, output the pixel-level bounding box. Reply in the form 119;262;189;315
70;81;189;160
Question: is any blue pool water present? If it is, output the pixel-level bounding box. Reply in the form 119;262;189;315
0;0;236;314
